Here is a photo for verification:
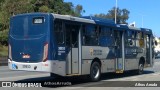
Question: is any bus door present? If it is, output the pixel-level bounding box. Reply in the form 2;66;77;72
145;34;153;66
114;30;125;73
65;23;81;74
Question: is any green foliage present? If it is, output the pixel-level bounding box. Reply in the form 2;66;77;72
0;0;85;46
39;6;51;12
0;29;8;46
0;45;8;57
74;4;85;17
0;11;9;30
95;7;130;24
2;0;34;14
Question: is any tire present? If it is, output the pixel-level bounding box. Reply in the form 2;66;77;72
137;62;144;75
90;62;101;82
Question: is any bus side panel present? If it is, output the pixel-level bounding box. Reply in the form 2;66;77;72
124;47;142;71
125;59;138;70
51;60;66;76
81;46;116;75
101;60;115;73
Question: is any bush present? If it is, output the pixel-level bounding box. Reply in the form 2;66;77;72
0;29;8;46
0;44;8;57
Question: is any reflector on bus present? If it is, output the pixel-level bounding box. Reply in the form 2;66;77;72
9;44;12;60
43;42;48;62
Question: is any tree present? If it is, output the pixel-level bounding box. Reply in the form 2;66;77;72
39;5;51;12
0;30;8;46
74;4;85;17
61;2;74;15
95;7;130;24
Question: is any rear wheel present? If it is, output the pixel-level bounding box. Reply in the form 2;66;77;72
137;62;144;75
90;62;101;82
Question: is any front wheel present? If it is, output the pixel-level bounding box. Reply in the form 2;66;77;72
90;62;101;82
137;62;144;75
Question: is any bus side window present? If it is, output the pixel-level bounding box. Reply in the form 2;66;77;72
135;32;144;47
99;27;113;46
126;30;135;46
83;25;98;46
114;30;120;46
54;20;64;44
82;25;86;45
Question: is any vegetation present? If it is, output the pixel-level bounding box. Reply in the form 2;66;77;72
0;44;8;57
95;7;130;24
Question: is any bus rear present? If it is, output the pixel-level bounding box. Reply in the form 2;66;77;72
8;13;52;72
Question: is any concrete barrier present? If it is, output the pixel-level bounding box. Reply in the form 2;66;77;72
0;56;8;66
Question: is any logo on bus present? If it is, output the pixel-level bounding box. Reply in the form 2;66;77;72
12;64;17;69
90;48;102;56
90;48;93;55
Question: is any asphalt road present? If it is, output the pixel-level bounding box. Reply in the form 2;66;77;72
1;59;160;90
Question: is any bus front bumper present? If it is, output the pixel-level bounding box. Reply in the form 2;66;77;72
8;59;51;72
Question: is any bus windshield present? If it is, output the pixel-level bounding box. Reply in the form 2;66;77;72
10;16;46;37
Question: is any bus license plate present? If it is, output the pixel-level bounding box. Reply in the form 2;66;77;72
23;55;30;59
23;65;31;68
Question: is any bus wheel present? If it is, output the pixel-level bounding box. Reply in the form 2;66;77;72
90;62;101;82
138;62;144;75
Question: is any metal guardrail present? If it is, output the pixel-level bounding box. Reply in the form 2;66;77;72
0;56;8;66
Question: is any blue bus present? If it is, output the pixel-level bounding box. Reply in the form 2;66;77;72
8;13;154;81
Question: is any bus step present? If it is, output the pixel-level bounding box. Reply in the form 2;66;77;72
116;70;124;73
66;74;81;76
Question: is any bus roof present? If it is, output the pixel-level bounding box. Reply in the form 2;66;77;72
11;13;152;34
52;13;152;33
52;14;96;24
